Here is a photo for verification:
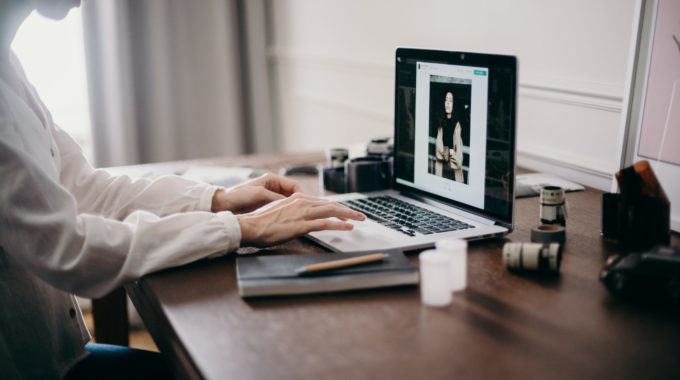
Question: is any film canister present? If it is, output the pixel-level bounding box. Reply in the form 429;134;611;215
540;186;566;226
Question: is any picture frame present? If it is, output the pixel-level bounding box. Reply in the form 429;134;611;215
615;0;680;232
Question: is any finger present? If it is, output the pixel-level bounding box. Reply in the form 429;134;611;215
264;173;304;196
303;219;354;234
254;195;325;215
283;194;332;209
305;203;365;221
329;201;364;217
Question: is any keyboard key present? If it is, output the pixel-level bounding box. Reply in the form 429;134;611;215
342;195;474;237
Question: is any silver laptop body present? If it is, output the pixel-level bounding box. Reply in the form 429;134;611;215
309;48;518;253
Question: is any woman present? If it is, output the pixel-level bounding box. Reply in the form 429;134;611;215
0;1;365;379
434;91;464;182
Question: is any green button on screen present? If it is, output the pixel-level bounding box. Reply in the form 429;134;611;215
474;70;487;76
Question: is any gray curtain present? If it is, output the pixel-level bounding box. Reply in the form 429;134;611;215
81;0;247;167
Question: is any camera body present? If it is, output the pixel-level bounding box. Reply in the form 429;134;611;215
323;138;394;193
600;245;680;301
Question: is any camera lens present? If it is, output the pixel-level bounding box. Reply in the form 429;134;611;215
503;242;561;272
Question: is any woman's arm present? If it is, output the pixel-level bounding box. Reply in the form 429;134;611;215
0;138;240;298
450;123;464;169
0;137;364;297
435;127;446;161
54;125;221;220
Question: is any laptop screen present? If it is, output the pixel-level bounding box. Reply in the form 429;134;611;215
393;48;516;225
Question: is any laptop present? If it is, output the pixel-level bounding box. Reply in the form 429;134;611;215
308;48;517;252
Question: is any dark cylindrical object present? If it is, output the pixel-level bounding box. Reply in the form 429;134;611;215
601;192;620;238
618;195;671;251
531;224;566;244
600;192;670;252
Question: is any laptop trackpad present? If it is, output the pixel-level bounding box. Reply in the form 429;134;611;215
309;221;398;252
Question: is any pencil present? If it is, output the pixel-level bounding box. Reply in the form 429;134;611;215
295;253;389;275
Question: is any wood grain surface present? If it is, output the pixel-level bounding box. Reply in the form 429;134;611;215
127;153;680;380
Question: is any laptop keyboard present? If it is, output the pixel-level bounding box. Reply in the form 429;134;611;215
340;195;474;237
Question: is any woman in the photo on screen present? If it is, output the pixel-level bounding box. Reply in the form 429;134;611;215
435;91;464;182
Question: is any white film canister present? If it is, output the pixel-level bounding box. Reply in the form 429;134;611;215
540;186;566;226
435;238;468;291
419;250;452;307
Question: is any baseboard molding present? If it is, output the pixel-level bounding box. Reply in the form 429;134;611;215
517;149;614;191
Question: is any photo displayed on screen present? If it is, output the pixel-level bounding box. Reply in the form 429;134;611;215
412;61;488;209
394;50;516;222
427;76;472;184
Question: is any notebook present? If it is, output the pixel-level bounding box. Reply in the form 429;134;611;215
308;48;518;252
236;251;418;298
515;173;585;198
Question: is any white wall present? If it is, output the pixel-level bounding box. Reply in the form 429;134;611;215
266;0;638;189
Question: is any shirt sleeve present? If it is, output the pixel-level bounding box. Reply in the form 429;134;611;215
53;124;220;219
0;137;241;299
11;48;218;219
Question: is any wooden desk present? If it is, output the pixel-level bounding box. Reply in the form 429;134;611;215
125;153;680;380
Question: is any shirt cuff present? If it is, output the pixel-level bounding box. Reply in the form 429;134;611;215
198;185;225;212
207;211;242;258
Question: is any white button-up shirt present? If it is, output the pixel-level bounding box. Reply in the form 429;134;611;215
0;53;241;379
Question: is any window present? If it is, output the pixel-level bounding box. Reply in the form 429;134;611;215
11;9;93;162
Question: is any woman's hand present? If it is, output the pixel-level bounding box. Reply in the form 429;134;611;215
449;148;460;169
211;173;303;214
236;193;366;247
